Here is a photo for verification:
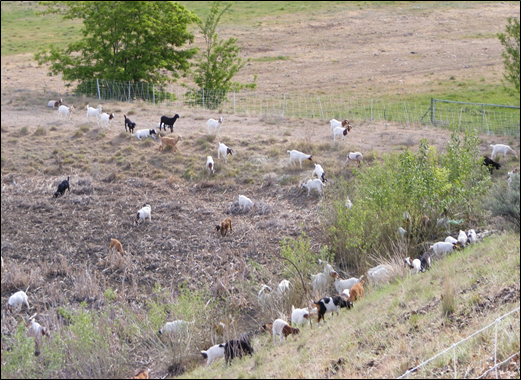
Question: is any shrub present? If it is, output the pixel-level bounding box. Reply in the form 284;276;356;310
326;130;490;272
484;172;520;231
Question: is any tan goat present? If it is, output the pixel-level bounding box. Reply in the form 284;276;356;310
131;368;150;379
159;134;182;152
216;218;232;237
109;238;125;256
348;278;365;302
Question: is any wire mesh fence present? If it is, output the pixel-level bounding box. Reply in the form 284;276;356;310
62;78;520;137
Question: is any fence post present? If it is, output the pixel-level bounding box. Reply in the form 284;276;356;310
431;98;436;125
96;78;101;100
202;88;205;109
153;85;155;106
318;96;324;119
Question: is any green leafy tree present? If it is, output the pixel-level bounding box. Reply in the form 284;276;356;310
497;17;520;98
34;1;199;86
186;1;256;109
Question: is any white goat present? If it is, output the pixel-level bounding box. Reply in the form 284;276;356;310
404;257;421;275
490;144;518;160
86;105;103;123
444;236;458;244
159;320;192;336
345;151;363;167
507;168;520;188
467;229;478;244
238;194;254;211
272;318;299;343
48;99;63;108
133;204;151;226
345;195;353;210
57;105;74;120
208;117;223;133
329;119;349;134
457;230;468;248
217;142;233;163
28;319;48;336
201;343;225;366
312;164;327;183
99;112;115;128
287;150;312;169
430;241;458;258
311;259;336;295
333;124;351;142
291;305;310;327
8;290;30;314
134;128;157;140
332;273;363;294
278;279;291;295
367;264;392;286
206;156;215;175
302;178;325;196
258;284;273;303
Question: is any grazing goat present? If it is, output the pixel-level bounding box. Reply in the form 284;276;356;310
27;319;47;337
257;284;272;303
8;290;30;314
99;112;115;128
47;99;63;108
311;259;336;295
54;177;70;198
124;115;136;134
347;279;364;302
217;142;234;163
332;272;364;294
201;344;225;366
223;339;254;365
159;114;180;132
345;151;363;167
345;195;353;210
302;178;325;196
159;135;182;152
238;195;255;211
278;279;291;295
483;156;501;174
272;319;299;343
467;229;478;244
133;204;151;226
208;117;223;134
57;105;74;120
131;369;150;379
216;218;232;237
109;238;125;256
457;230;468;248
507;168;520;188
333;124;351;142
490;144;518;160
206;156;215;175
329;119;349;134
314;295;353;325
367;264;392;286
430;241;459;258
404;257;422;275
86;105;103;123
312;163;327;183
134;128;157;140
420;251;432;272
287;149;312;168
159;320;192;336
291;306;310;327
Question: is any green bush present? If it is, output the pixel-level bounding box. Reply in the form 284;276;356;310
484;172;520;231
326;130;490;271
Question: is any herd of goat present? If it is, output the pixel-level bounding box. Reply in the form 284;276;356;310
3;99;517;374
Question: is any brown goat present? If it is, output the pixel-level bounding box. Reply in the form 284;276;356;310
131;369;149;379
348;279;365;302
159;134;182;152
216;218;232;237
110;238;125;256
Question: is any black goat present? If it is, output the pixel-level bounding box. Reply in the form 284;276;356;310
223;339;254;365
124;115;136;134
159;113;180;133
54;177;70;198
483;155;501;174
419;251;431;272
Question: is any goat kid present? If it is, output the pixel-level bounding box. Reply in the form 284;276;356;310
159;114;180;132
312;163;327;183
302;178;325;196
86;105;103;123
345;151;363;167
110;238;125;256
483;156;501;174
347;279;365;302
490;144;518;160
159;134;182;152
99;112;115;128
223;339;254;365
287;150;312;168
133;204;151;226
208;117;223;134
54;177;70;198
57;105;74;120
314;295;353;325
134;128;157;140
404;257;422;275
272;319;300;343
124;115;136;133
217;142;234;163
8;290;30;314
206;156;215;175
201;344;225;366
216;218;232;237
329;119;349;134
47;98;63;108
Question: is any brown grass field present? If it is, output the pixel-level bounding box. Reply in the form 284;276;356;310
1;1;520;378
